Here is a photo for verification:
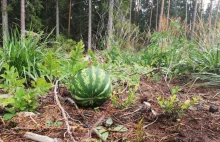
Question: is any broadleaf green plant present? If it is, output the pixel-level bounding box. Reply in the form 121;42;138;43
0;63;25;94
157;95;199;120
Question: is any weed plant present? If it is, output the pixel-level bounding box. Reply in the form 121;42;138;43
0;31;45;80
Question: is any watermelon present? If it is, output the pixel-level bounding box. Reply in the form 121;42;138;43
70;66;112;107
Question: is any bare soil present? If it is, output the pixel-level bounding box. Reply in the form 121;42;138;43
0;77;220;142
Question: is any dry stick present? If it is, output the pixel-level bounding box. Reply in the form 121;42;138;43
143;117;158;129
88;115;106;142
24;132;58;142
63;97;86;120
54;80;76;142
120;106;143;117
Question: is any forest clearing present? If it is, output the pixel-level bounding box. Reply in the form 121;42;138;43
0;0;220;142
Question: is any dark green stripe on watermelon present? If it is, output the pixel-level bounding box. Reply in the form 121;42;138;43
70;66;112;107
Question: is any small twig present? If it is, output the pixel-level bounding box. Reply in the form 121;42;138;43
120;83;128;94
54;80;76;142
159;133;179;142
186;77;199;94
29;116;39;126
0;117;5;126
91;128;106;142
88;115;106;141
143;117;158;129
163;76;172;95
213;91;220;99
63;97;86;120
120;106;143;117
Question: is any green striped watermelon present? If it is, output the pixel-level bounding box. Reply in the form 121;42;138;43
70;66;112;107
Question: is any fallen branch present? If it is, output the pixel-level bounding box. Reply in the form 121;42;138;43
24;132;58;142
54;80;76;142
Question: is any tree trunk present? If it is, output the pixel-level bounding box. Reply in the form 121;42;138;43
149;0;153;29
21;0;25;39
2;0;9;43
88;0;92;50
56;0;59;39
167;0;170;27
107;0;114;49
200;0;203;19
134;0;137;25
156;0;158;31
191;0;198;39
186;0;188;27
215;0;220;28
158;0;164;32
130;0;132;24
208;0;214;29
68;0;72;38
136;0;140;25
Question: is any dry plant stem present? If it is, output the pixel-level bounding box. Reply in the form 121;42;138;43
24;132;58;142
186;77;199;94
159;133;179;142
88;115;106;141
0;117;5;126
92;128;106;142
63;97;86;120
120;106;143;117
54;80;76;142
143;117;158;129
213;92;220;99
163;76;172;95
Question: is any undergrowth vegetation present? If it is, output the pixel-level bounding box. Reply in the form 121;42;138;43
0;20;220;122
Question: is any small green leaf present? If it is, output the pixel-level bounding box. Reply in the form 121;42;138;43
54;121;63;126
112;125;128;132
3;113;16;120
95;126;109;141
105;118;113;126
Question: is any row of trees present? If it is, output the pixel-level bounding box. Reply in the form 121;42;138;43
1;0;220;49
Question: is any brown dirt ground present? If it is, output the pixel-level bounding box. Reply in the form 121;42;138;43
0;77;220;142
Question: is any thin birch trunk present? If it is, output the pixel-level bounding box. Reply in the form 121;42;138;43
215;0;220;28
208;0;213;29
167;0;170;27
88;0;92;50
191;0;198;39
156;0;158;31
56;0;59;39
2;0;9;43
149;0;154;29
107;0;114;49
68;0;72;38
21;0;25;39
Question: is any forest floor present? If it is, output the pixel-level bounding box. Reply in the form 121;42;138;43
0;77;220;142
